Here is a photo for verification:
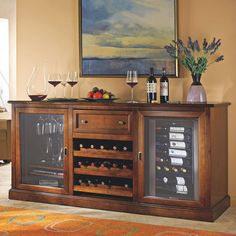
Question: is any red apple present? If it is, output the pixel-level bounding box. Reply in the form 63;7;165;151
93;91;103;98
87;91;94;98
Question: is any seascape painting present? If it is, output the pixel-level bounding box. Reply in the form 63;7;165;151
80;0;178;77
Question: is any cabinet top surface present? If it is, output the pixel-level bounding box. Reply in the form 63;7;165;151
8;100;230;108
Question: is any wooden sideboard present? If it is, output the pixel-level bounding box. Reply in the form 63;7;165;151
9;101;230;221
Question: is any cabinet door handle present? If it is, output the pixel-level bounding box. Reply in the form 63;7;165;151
118;120;126;125
81;119;88;124
138;152;142;161
64;147;68;156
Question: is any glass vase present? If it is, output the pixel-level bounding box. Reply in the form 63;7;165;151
187;74;207;103
27;65;48;101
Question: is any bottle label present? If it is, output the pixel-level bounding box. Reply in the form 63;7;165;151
170;141;186;149
160;82;168;96
170;127;185;133
176;185;188;194
171;157;183;166
147;82;157;93
169;149;187;157
169;133;184;140
176;177;185;185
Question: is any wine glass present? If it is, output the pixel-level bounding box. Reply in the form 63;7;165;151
126;70;138;103
48;73;62;98
67;72;78;98
60;73;68;98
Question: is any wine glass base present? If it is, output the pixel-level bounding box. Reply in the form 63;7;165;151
127;100;139;103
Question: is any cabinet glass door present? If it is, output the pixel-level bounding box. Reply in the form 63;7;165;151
144;117;199;201
18;112;67;192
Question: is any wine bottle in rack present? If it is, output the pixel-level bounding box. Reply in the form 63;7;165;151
169;141;192;150
103;161;112;169
170;157;192;167
156;133;169;140
169;126;192;134
169;132;191;141
94;160;102;168
169;149;191;158
161;176;187;186
78;161;83;168
156;126;168;133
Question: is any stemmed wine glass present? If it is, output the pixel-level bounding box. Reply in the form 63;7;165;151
60;73;68;98
48;73;62;98
126;70;138;103
67;72;78;98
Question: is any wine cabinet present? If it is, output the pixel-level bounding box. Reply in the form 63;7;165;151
9;101;230;221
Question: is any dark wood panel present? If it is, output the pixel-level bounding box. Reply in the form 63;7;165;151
209;106;229;207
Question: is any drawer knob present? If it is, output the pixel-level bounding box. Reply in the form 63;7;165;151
118;120;126;125
81;119;88;124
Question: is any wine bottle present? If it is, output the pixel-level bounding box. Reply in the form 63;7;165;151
103;161;112;169
147;67;157;103
160;67;169;103
161;176;186;185
169;132;191;141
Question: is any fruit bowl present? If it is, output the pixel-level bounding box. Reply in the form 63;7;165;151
86;87;115;100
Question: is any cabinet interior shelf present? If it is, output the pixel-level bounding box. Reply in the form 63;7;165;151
73;149;133;160
74;184;133;197
30;164;63;172
74;167;133;179
30;172;63;179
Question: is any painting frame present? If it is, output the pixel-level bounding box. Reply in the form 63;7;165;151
79;0;178;77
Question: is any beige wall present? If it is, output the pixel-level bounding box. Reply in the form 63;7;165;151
16;0;236;203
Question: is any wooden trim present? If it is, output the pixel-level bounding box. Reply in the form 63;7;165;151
73;149;133;160
9;189;230;222
74;167;133;179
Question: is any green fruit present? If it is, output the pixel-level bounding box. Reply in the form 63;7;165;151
92;87;99;92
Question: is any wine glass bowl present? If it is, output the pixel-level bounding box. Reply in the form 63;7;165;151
126;70;138;103
66;72;78;98
48;73;62;98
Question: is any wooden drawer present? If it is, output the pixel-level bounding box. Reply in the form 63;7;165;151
73;110;132;134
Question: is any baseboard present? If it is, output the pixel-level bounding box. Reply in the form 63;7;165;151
231;196;236;206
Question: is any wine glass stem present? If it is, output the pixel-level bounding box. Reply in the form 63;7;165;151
71;87;73;98
131;87;134;101
54;86;57;98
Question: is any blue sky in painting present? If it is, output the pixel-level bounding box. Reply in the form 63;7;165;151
82;0;174;38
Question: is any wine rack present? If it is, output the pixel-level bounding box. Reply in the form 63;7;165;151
145;118;198;200
73;138;133;198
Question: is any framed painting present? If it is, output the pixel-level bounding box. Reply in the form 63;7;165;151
79;0;178;77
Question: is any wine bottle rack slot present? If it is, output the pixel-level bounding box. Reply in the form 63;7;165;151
74;174;133;197
73;139;132;152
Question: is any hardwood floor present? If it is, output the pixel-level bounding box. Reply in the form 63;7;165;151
0;162;236;234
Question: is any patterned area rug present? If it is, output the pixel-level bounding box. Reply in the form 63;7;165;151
0;205;234;236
